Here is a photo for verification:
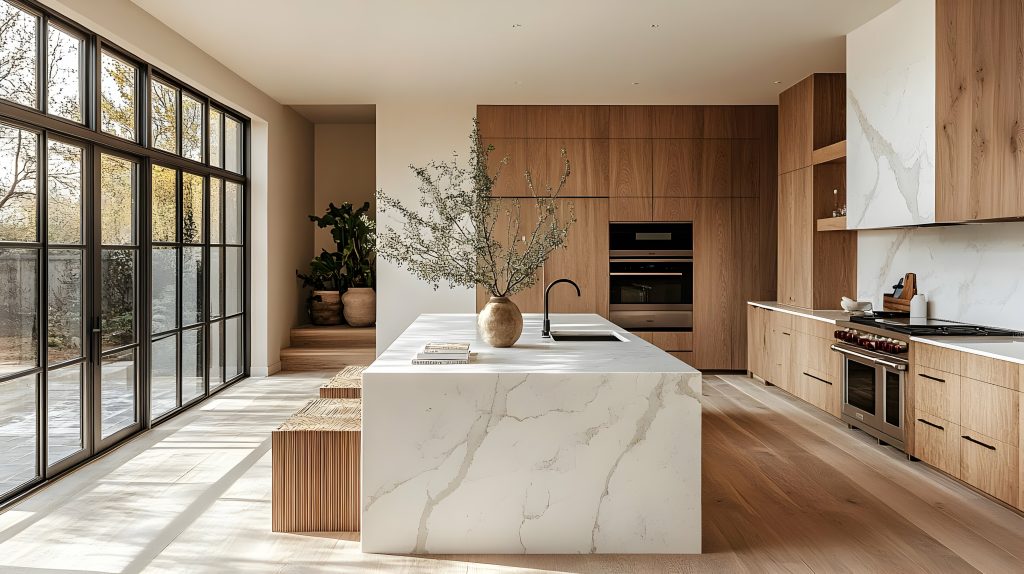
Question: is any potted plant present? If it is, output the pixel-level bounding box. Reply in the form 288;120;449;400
375;119;573;347
296;251;345;325
310;202;377;327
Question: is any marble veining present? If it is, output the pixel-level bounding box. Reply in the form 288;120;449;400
361;314;702;554
858;222;1024;331
846;0;936;229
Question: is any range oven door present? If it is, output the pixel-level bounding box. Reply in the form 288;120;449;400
831;343;906;449
609;257;693;329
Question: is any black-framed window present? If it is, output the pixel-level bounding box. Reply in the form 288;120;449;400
0;0;249;506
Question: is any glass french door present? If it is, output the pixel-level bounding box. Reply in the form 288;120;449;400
92;150;141;447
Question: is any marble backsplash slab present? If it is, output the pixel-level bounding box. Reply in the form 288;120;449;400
857;222;1024;330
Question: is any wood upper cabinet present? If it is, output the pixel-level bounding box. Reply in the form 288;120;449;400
483;138;530;197
475;199;545;313
778;168;813;307
609;138;652;221
531;139;609;197
779;77;813;174
543;198;609;316
610;106;653;138
936;0;1024;222
653;139;760;198
526;105;610;138
477;105;528;138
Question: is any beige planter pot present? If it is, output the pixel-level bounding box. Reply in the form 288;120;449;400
310;290;342;325
342;287;376;327
478;296;523;348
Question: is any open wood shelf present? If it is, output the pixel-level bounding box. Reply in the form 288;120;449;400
812;140;846;165
816;215;847;232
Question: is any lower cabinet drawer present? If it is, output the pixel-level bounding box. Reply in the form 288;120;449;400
914;365;961;422
960;377;1019;446
959;431;1019;506
653;331;693;351
915;411;960;478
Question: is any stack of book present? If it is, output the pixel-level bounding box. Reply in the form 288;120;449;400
411;342;471;365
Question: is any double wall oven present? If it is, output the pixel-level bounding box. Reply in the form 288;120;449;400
609;223;693;330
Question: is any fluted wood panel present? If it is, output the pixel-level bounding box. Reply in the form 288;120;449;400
272;399;362;533
320;365;366;399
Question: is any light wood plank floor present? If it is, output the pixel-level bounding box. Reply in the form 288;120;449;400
0;372;1022;573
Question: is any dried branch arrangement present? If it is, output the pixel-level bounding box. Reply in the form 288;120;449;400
375;120;574;297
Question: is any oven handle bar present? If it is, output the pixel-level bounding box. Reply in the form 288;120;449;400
610;272;685;276
830;344;908;371
610;258;694;264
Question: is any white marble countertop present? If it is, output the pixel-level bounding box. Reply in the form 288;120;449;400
366;313;699;375
911;336;1024;366
748;301;852;325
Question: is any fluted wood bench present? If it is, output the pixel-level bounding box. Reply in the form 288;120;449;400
272;398;361;532
319;365;366;399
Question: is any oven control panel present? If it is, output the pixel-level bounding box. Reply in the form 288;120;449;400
834;328;909;354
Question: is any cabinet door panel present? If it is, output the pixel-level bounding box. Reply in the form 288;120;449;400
544;199;609;316
610;197;652;222
610;139;652;198
484;138;530;197
778;76;813;174
915;411;961;478
960;430;1018;506
914;365;961;423
960;377;1019;446
539;139;609;197
653;139;701;198
477;105;528;138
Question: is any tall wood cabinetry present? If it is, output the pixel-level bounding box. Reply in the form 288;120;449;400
478;105;778;370
776;74;856;309
936;0;1024;222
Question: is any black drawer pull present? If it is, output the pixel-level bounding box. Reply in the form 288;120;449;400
782;332;791;336
919;373;946;383
961;435;996;450
917;418;944;430
803;372;833;385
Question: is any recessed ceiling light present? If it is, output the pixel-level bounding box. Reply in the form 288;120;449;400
650;24;660;28
773;80;781;84
632;82;640;86
512;23;523;29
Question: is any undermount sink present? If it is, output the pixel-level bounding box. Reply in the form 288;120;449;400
549;330;627;342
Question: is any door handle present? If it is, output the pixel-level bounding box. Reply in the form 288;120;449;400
961;435;996;450
917;418;944;431
803;372;832;385
919;373;945;383
830;345;907;371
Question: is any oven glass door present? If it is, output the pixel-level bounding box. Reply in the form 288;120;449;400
609;259;693;307
609;223;693;253
844;356;877;416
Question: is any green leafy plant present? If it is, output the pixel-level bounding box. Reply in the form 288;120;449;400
310;202;376;288
296;251;345;292
375;119;573;297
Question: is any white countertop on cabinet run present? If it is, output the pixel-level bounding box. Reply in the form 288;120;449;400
748;301;852;325
911;336;1024;366
361;313;702;555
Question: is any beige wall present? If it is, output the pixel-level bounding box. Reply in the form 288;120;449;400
44;0;315;376
375;100;478;353
313;124;376;256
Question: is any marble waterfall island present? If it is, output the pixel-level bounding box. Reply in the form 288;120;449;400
361;313;702;554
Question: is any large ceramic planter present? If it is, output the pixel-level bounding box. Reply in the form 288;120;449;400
310;290;342;325
478;296;523;348
342;287;376;327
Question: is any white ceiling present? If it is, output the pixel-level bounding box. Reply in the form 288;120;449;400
130;0;897;106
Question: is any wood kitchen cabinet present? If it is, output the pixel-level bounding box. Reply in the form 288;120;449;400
530;139;609;198
910;340;1023;509
484;138;530;197
543;198;610;316
609;138;652;221
746;304;841;417
936;0;1024;222
652;139;760;198
475;198;609;318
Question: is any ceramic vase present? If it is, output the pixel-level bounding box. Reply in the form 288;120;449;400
478;296;523;347
341;287;376;327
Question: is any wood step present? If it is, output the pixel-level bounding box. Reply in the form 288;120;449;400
290;325;375;348
280;347;377;372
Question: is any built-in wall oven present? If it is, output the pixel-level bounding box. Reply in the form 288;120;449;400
609;223;693;330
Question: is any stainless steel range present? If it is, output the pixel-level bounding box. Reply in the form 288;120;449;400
831;313;1024;451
